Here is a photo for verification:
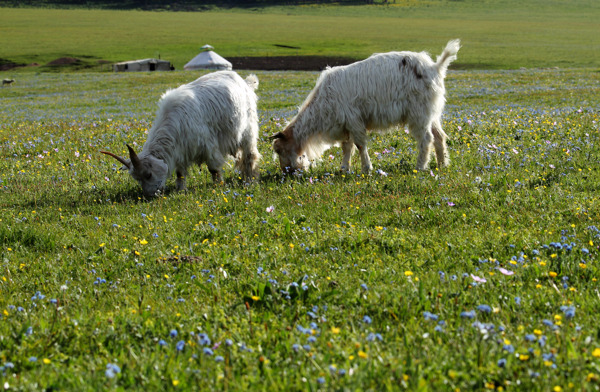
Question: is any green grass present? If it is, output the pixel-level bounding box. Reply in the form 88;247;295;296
1;0;599;71
1;1;599;389
0;67;599;390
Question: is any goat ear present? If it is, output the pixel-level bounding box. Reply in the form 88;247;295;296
100;150;131;169
269;132;286;141
126;144;141;170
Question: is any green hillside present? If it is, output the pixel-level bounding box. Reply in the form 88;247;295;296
1;0;598;71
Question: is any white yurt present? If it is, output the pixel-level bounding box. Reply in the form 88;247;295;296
113;58;173;72
184;45;232;71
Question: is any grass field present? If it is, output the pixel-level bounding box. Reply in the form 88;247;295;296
1;0;599;70
1;0;600;389
0;66;599;390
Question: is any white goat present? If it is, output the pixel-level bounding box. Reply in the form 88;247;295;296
271;39;460;174
102;71;261;198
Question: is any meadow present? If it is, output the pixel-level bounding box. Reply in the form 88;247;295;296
0;65;599;390
1;0;600;390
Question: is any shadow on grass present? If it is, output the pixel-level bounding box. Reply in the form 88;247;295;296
0;224;57;252
11;159;422;211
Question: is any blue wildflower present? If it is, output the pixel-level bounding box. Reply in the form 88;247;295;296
497;358;507;368
460;310;476;319
423;311;439;321
31;291;45;301
198;333;211;346
296;325;310;334
542;353;555;362
215;356;224;362
176;340;185;351
476;304;492;313
542;319;554;327
524;334;536;342
560;305;576;319
362;315;372;324
169;329;178;338
105;363;121;378
317;377;326;385
538;335;547;347
203;347;214;356
367;332;383;342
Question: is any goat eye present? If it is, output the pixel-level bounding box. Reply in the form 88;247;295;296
145;173;152;180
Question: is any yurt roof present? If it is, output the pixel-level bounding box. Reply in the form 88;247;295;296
184;47;232;71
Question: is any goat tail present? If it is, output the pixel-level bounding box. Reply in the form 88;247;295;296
436;39;461;78
245;74;259;91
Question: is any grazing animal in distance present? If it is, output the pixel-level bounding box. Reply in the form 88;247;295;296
101;71;261;198
271;39;460;174
2;79;15;86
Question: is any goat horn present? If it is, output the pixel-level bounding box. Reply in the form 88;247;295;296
127;144;141;169
100;150;131;169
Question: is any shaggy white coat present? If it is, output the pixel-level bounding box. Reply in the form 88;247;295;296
272;39;460;173
102;71;260;197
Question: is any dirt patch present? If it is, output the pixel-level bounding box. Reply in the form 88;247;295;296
45;57;83;66
228;56;357;71
42;57;109;72
0;58;26;71
1;55;357;72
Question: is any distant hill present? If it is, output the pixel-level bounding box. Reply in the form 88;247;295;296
0;0;379;11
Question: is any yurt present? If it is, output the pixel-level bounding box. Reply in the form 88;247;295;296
113;58;173;72
184;45;232;71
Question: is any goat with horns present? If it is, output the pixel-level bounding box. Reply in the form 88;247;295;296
102;71;261;198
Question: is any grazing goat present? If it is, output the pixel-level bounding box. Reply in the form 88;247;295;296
101;71;261;198
2;79;15;86
271;39;460;174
